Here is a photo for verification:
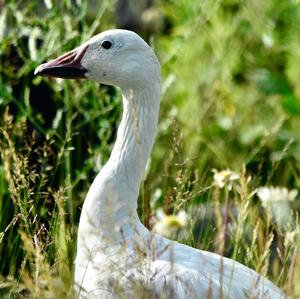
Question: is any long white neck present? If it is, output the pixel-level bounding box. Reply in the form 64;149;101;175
78;80;160;244
107;86;160;199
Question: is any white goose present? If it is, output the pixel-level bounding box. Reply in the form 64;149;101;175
35;29;284;299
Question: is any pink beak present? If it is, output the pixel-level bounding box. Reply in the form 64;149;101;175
34;44;89;79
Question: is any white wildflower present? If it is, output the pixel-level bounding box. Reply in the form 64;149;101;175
257;186;297;230
284;229;300;247
257;187;297;208
217;116;233;130
152;209;187;237
262;33;274;48
212;169;240;190
44;0;53;9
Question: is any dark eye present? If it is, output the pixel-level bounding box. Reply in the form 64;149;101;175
101;40;112;49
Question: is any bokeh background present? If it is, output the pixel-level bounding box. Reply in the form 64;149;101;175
1;0;300;297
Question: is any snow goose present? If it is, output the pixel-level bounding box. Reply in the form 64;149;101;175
35;29;285;299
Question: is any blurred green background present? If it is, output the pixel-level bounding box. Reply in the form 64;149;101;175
0;0;300;297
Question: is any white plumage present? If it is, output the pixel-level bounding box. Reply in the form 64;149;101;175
35;29;284;299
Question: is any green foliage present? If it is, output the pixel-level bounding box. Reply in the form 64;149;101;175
0;0;300;298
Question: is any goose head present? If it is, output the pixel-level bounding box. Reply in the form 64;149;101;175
35;29;160;90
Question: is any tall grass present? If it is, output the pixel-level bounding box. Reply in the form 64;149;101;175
0;0;300;298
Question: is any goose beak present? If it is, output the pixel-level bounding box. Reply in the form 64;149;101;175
34;44;89;79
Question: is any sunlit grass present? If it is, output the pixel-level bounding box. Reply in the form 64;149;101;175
1;0;300;298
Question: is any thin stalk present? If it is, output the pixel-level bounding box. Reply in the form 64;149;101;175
64;83;74;234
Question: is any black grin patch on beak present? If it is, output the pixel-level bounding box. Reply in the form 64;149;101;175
37;65;87;79
34;44;89;79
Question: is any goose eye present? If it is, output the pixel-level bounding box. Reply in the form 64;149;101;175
101;40;112;49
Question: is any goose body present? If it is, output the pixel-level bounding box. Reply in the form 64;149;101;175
35;29;284;299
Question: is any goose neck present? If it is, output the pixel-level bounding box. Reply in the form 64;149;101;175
106;85;160;199
78;83;160;242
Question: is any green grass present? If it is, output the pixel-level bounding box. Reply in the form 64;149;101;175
0;0;300;298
